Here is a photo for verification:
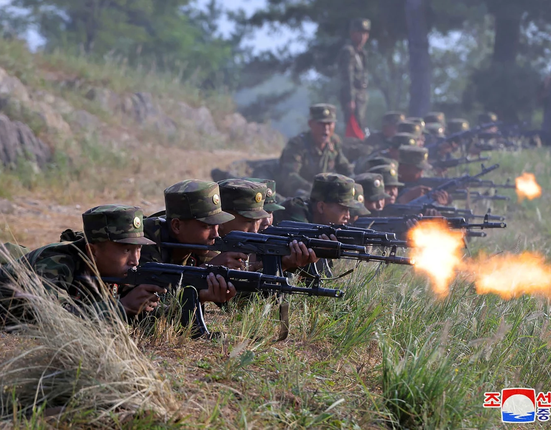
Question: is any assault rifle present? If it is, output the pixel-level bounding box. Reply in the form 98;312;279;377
162;231;414;276
102;262;344;338
380;203;505;221
430;156;490;170
410;175;516;190
354;214;506;239
450;189;510;202
426;122;501;153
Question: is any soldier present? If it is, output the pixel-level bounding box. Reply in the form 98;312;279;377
447;118;470;135
338;18;371;130
364;111;406;153
424;111;446;127
1;205;234;324
244;178;286;231
355;154;398;175
397;121;424;146
349;183;371;224
354;173;390;213
368;164;404;205
278;104;353;197
478;112;499;134
375;133;417;163
275;173;357;225
141;180;249;272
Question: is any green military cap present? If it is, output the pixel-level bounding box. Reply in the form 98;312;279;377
363;156;398;171
350;183;371;217
310;173;356;208
355;173;391;202
382;111;406;126
350;18;371;32
425;122;446;138
396;121;422;138
309;104;337;123
218;179;270;220
406;117;426;130
447;118;470;134
244;178;285;212
478;112;498;124
164;180;235;225
82;204;155;245
368;165;405;187
424;112;446;125
399;146;432;170
390;133;417;149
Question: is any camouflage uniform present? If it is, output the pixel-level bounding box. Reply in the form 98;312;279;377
141;180;234;266
338;18;370;129
279;104;353;197
1;205;154;321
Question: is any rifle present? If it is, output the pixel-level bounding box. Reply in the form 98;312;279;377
411;176;517;190
450;190;510;202
380;203;505;221
271;220;408;248
407;164;500;206
426;122;501;153
102;262;344;338
430;156;490;170
162;231;414;275
354;214;506;238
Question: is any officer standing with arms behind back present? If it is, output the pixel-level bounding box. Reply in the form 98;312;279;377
338;18;370;131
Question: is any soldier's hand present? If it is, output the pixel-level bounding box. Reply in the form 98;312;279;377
347;100;356;113
405;218;419;230
432;190;452;205
120;284;166;316
423;208;442;217
320;234;338;241
207;252;249;270
397;186;430;204
282;240;319;270
199;273;236;303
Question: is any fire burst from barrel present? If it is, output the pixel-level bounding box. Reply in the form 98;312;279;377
516;172;542;201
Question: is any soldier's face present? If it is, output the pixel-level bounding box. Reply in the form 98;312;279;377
365;199;385;212
170;219;219;253
219;212;261;235
259;213;273;231
399;164;423;182
351;30;369;47
309;120;335;146
385;186;399;204
88;241;141;278
382;124;397;137
316;202;350;225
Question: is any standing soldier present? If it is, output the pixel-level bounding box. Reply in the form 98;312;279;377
338;18;371;131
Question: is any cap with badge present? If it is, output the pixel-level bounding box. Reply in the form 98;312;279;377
82;204;155;245
218;178;270;220
447;118;470;134
390;133;417;149
382;111;406;126
309;103;337;123
350;183;371;217
164;180;235;225
396;121;422;138
406;117;426;130
310;173;357;208
424;111;446;125
368;165;404;187
358;155;398;173
244;178;285;213
399;146;432;170
478;112;498;124
350;18;371;32
425;122;446;138
355;173;391;202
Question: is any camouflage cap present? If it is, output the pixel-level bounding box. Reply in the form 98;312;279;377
362;156;398;171
218;179;270;219
82;204;155;245
164;180;235;225
478;112;498;124
350;18;371;32
350;183;371;217
396;121;422;138
424;112;446;125
425;122;446;138
309;104;337;123
390;133;417;149
382;111;406;126
310;173;356;208
406;117;426;130
368;164;405;187
447;118;470;134
244;178;285;212
399;146;432;170
355;173;391;202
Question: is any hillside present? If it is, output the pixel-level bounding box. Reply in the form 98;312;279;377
0;39;284;249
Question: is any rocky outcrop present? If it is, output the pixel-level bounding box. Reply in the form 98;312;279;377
0;113;51;167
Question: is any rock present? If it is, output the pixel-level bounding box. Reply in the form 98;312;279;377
70;110;100;131
177;102;224;138
0;113;51;167
86;87;119;112
0;67;30;102
0;198;15;214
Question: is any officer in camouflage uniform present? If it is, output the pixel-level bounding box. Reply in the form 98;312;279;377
354;173;390;213
279;104;353;197
1;205;171;322
275;173;357;225
338;18;371;130
368;164;404;205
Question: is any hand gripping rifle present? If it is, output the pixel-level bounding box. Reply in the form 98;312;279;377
102;262;344;338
